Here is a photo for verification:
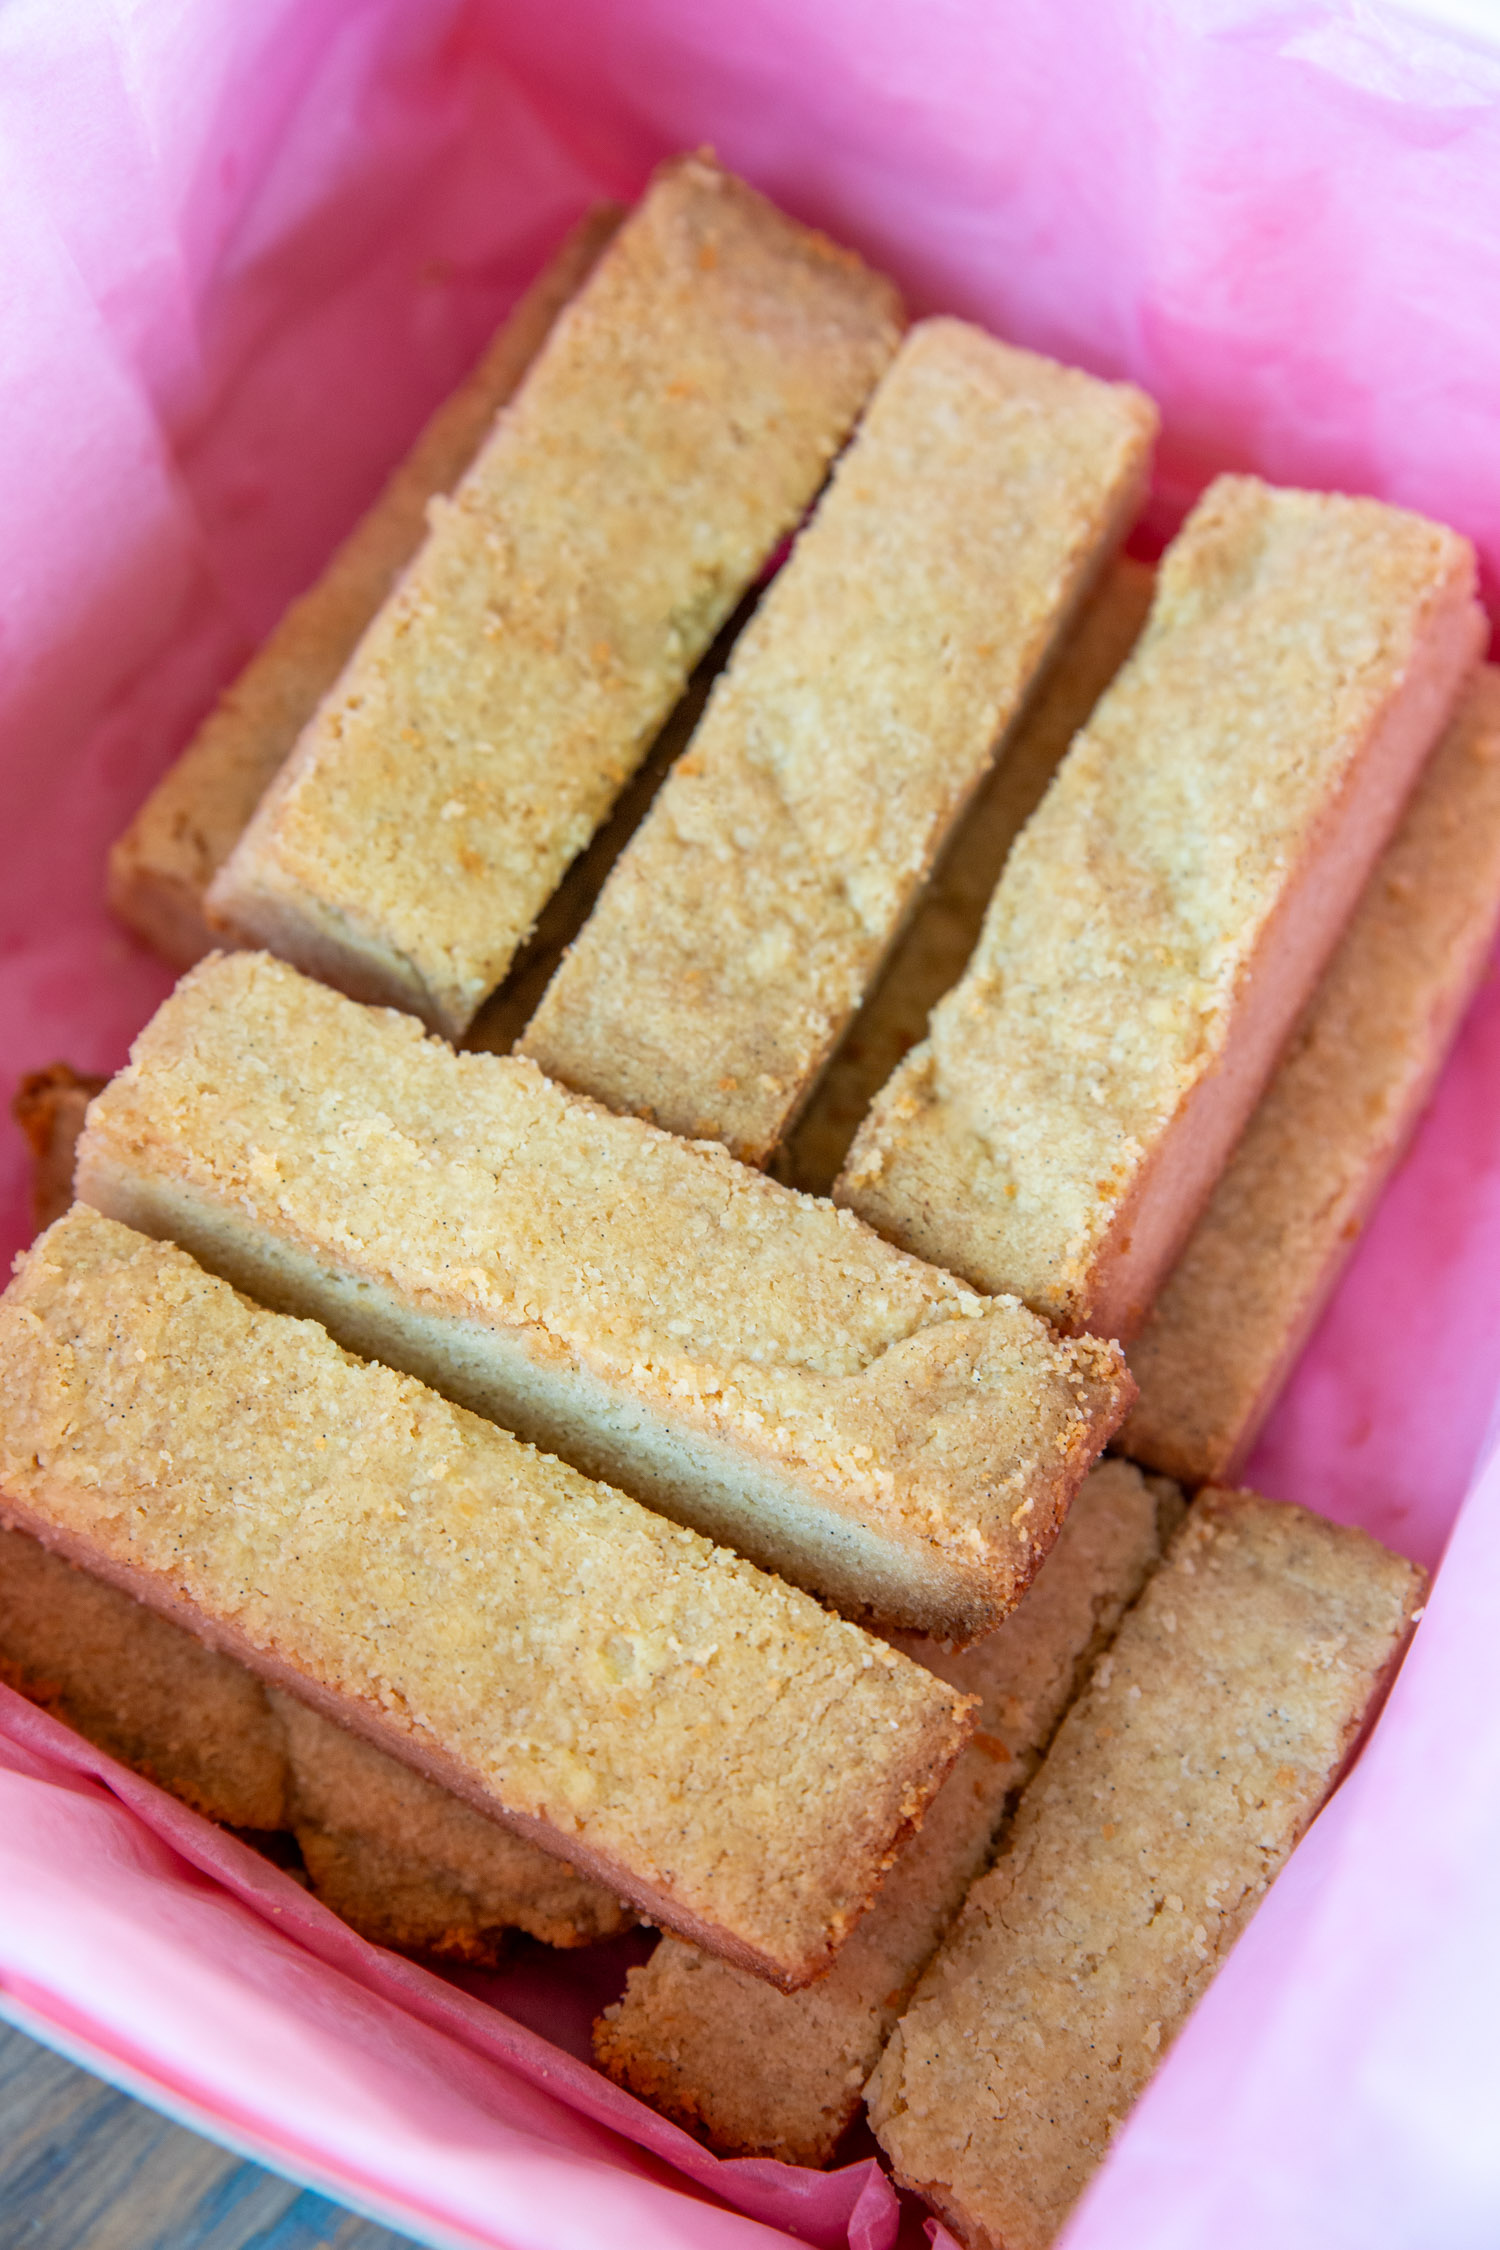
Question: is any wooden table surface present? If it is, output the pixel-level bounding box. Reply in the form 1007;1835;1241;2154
0;2020;424;2250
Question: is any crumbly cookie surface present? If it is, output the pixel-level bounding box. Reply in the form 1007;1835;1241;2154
0;1208;972;1987
840;478;1481;1330
79;952;1132;1639
867;1489;1424;2250
779;558;1155;1197
522;321;1155;1161
1123;665;1500;1481
593;1460;1172;2166
209;155;903;1036
108;208;622;971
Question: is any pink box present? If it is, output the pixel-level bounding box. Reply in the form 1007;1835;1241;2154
4;6;1500;2244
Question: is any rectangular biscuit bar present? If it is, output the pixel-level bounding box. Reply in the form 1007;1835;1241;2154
778;558;1155;1197
0;1208;973;1990
0;1517;631;1954
77;952;1133;1643
207;155;904;1038
592;1459;1177;2167
519;321;1156;1162
866;1489;1424;2250
269;1692;634;1958
108;206;623;971
839;478;1485;1337
1121;666;1500;1483
0;1518;288;1831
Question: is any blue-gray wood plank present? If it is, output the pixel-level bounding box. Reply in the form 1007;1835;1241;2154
0;2021;425;2249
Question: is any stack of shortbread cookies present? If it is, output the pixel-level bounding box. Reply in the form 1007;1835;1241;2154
7;152;1497;2249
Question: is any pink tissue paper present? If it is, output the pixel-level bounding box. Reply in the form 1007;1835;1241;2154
3;3;1500;2245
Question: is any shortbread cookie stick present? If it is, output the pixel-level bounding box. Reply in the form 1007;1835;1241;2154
839;479;1484;1337
10;1031;635;1953
0;1519;288;1830
109;206;623;970
78;953;1133;1643
463;592;749;1057
0;1516;631;1954
867;1490;1424;2250
0;1210;972;1990
593;1461;1176;2166
13;1064;108;1234
780;558;1155;1196
207;156;904;1037
269;1693;634;1958
1122;667;1500;1484
520;322;1156;1162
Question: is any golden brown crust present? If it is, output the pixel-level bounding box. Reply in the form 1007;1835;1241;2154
0;1207;974;1989
12;1064;108;1235
592;1460;1171;2166
0;1519;288;1830
78;952;1133;1642
520;322;1155;1161
107;207;623;970
778;559;1155;1197
1122;665;1500;1483
207;154;905;1038
839;478;1485;1336
866;1488;1425;2250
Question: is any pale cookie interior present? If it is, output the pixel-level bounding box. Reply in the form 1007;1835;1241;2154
79;951;1133;1643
